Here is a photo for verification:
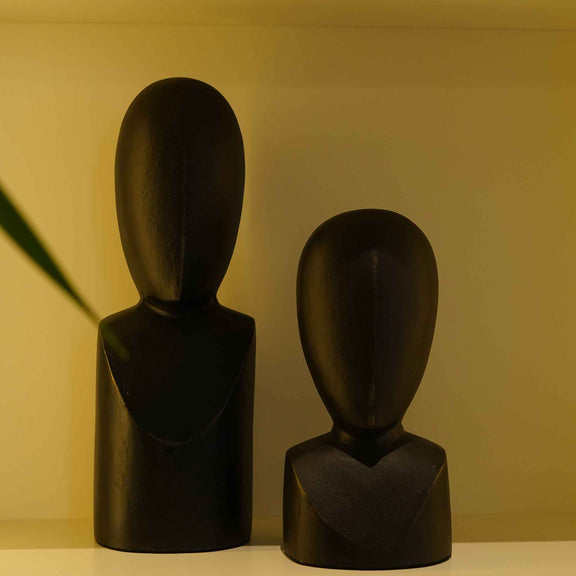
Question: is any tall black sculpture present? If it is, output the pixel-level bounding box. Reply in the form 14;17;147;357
283;209;451;569
94;78;255;552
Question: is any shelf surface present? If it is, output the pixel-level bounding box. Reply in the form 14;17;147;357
1;540;576;575
1;520;575;575
0;0;576;30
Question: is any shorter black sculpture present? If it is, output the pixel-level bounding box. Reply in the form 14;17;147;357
283;209;451;569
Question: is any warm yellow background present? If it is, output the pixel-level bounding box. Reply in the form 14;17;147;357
0;23;574;539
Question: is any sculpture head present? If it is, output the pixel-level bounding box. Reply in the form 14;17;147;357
115;78;244;308
297;209;438;437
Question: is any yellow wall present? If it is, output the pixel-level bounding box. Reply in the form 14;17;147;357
0;23;574;536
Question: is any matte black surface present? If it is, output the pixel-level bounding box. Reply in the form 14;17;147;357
283;209;451;569
115;77;244;307
94;78;255;552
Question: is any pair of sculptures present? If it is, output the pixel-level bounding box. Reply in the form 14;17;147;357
94;78;451;569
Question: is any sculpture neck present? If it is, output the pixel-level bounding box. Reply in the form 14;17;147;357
142;295;217;319
330;423;405;464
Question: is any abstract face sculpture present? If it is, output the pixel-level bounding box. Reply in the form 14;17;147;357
284;209;450;570
115;77;245;307
95;78;255;554
297;209;438;437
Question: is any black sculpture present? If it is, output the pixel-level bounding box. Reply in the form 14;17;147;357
94;78;255;552
283;209;451;569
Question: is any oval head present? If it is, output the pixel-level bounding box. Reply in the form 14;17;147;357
115;77;244;307
297;209;438;437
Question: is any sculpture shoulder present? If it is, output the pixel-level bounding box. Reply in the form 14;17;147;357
100;302;254;346
286;432;447;549
287;432;445;468
213;304;256;339
97;301;255;443
400;432;447;468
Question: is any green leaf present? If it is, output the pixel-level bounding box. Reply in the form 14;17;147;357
0;180;128;360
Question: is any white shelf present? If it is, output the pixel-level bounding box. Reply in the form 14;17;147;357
1;521;576;575
0;0;576;30
2;540;576;575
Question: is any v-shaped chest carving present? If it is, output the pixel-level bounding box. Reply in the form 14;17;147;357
293;437;445;550
104;307;254;444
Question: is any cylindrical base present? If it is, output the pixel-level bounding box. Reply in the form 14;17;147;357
94;328;255;553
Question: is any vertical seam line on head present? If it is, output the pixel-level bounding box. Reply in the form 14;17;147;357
178;118;186;299
369;249;378;427
179;189;186;298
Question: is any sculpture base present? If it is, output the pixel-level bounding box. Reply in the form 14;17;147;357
94;305;255;554
281;548;451;571
282;431;452;570
96;535;251;554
